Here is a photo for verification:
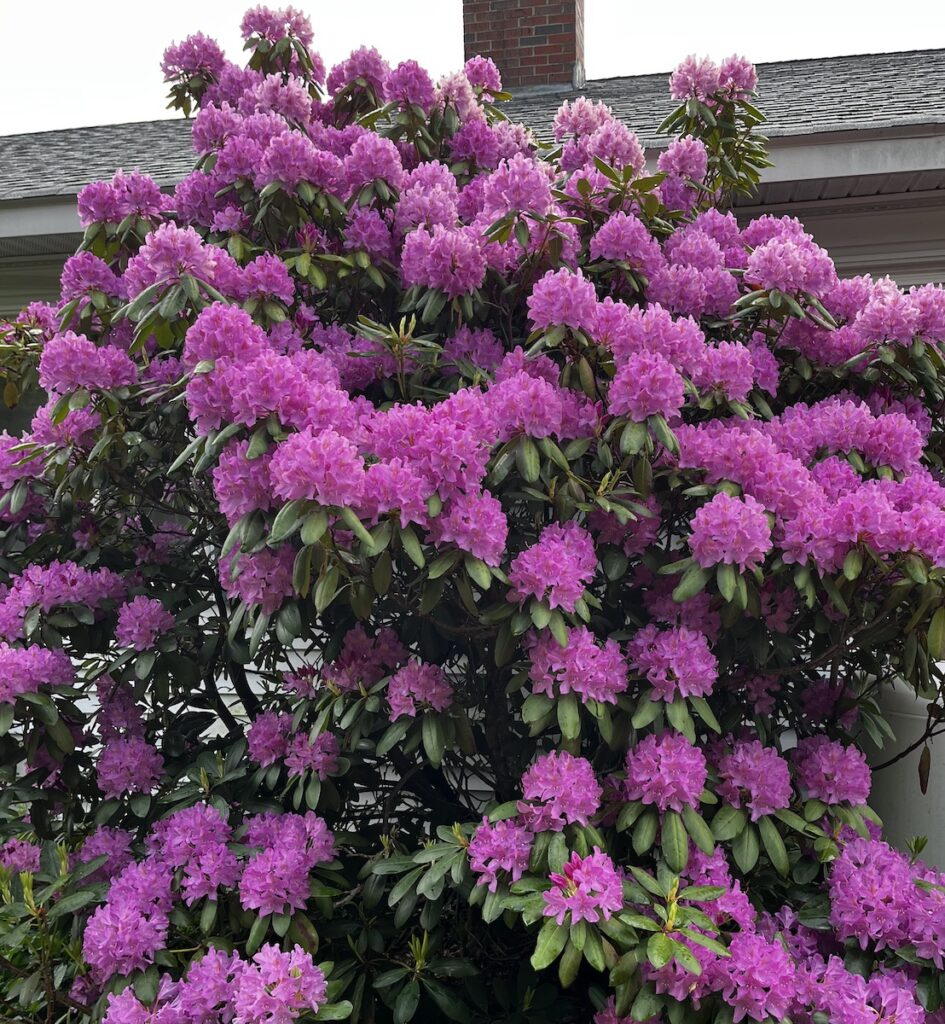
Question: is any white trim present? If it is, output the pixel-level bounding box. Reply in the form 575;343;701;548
0;196;81;239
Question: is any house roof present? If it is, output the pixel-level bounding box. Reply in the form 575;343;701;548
0;48;943;204
510;48;945;145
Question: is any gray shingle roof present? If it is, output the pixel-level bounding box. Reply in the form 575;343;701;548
1;48;943;204
509;48;945;144
0;120;193;202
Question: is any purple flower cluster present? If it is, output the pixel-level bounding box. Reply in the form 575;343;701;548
401;225;487;298
387;659;453;719
39;332;137;394
83;858;174;981
526;626;628;704
239;811;334;917
10;16;945;1021
115;596;175;650
102;943;327;1024
609;352;686;421
0;837;41;873
716;738;792;819
792;736;871;805
148;803;240;904
628;623;718;701
669;53;757;101
689;492;772;571
828;836;945;967
0;642;73;704
542;848;623;925
0;560;126;640
285;730;340;778
76;170;171;227
527;269;598;332
97;736;164;798
508;522;597;612
322;624;406;692
625;732;707;812
468;816;532;891
518;750;602;831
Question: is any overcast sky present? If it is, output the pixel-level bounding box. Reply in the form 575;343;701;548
1;0;942;135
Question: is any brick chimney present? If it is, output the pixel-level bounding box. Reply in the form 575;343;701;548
463;1;586;92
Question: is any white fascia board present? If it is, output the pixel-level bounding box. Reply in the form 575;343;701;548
0;196;81;239
758;126;945;184
644;124;945;184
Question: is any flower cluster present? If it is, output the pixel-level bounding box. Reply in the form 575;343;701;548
468;816;533;892
526;626;628;704
507;522;597;611
114;596;175;650
628;623;717;701
239;811;335;918
625;732;708;812
518;751;602;831
387;659;454;719
542;848;624;925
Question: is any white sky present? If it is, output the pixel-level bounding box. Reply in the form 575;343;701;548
1;0;943;135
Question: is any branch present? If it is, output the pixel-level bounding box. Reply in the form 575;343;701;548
0;954;91;1016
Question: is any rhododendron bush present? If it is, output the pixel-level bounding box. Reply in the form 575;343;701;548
4;8;945;1024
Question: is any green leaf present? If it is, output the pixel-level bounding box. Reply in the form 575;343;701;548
517;436;541;483
646;932;674;970
633;809;658;856
301;510;329;546
631;697;662;729
688;696;721;733
393;979;421;1024
711;805;747;842
199;898;218;934
843;548;863;581
420;978;471;1022
617;800;645;833
531;917;569;970
464;555;492;590
773;808;810;834
46;888;100;921
672;565;711;603
400;525;425;568
919;742;932;795
246;913;270;955
681;806;715;855
314;1002;354;1021
716;563;737;602
548;831;569;873
549;610;569;646
422;713;445;768
732;822;760;874
558;940;582;988
133;967;160;1005
630;985;663;1022
661;810;689;873
314;566;340;613
758;816;789;877
428;550;461;580
677;884;726;902
340;506;375;548
665;699;695;741
670;939;703;976
929;606;945;661
557;692;581;740
376;718;410;757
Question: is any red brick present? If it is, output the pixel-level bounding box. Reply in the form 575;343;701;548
462;0;583;89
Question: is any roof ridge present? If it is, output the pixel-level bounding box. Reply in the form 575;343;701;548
0;117;187;144
581;46;945;89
